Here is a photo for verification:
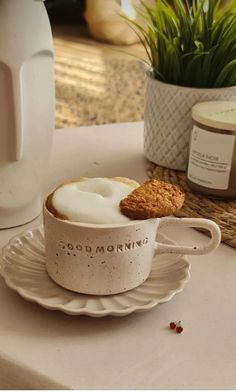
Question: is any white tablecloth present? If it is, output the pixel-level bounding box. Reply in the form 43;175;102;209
0;122;235;390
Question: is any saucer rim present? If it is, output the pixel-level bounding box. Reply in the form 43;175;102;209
0;226;190;317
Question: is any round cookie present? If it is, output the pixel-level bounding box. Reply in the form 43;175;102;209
120;179;185;219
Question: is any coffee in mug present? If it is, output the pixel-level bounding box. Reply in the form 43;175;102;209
43;177;221;295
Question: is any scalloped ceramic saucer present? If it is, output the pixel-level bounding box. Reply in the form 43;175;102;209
0;226;190;317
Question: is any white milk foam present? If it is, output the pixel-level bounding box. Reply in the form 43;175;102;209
52;178;137;224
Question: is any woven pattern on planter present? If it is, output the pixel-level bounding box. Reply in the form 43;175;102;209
147;162;236;248
144;78;236;171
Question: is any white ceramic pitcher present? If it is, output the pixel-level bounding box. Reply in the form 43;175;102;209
0;0;55;228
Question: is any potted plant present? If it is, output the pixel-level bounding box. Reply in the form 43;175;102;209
125;0;236;171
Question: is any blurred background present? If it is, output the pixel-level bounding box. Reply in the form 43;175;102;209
46;0;86;24
45;0;147;129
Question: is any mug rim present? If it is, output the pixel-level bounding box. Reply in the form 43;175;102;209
43;199;156;229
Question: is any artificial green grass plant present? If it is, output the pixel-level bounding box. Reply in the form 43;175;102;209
126;0;236;88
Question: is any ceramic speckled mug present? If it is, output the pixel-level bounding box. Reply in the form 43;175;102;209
43;203;221;295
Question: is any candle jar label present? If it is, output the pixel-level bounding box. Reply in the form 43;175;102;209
187;125;235;190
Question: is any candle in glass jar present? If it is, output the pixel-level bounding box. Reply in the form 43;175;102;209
187;101;236;199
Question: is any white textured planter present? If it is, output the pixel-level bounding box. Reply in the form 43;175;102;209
0;0;55;228
144;76;236;171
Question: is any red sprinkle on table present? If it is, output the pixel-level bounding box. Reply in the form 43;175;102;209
169;321;183;333
176;325;183;334
169;322;176;330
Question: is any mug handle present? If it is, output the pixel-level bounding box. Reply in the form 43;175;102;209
155;217;221;255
